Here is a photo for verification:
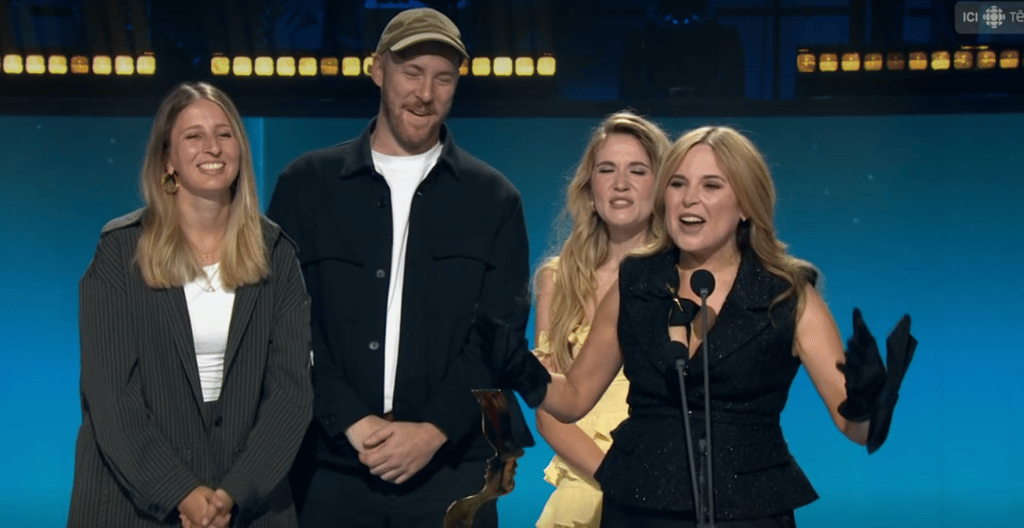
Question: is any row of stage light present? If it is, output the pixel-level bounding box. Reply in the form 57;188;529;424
2;53;155;75
797;46;1021;73
209;54;557;78
0;53;556;78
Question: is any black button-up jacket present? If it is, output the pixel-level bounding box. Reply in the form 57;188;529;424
267;120;530;468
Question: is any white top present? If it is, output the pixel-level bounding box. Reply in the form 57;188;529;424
183;263;236;402
372;142;442;413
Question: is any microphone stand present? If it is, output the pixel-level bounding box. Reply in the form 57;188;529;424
690;269;716;528
697;289;714;528
674;353;702;525
671;291;709;527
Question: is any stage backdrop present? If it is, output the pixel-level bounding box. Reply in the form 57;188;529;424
1;111;1020;527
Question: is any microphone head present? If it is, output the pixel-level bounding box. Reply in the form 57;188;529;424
662;340;689;371
690;269;716;297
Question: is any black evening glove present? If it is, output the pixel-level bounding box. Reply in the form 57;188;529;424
837;308;887;422
467;308;551;409
836;309;917;454
866;314;917;453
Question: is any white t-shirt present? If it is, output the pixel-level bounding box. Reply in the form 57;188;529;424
372;142;442;413
183;263;236;402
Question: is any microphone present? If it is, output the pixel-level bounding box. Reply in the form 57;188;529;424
664;340;689;372
689;269;715;528
690;269;716;298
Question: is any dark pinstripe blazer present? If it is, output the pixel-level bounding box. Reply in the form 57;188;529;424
68;209;313;527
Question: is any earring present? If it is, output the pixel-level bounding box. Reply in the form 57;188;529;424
162;172;179;194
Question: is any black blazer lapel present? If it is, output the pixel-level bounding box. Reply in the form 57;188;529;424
223;283;260;375
703;250;777;369
705;297;769;369
620;248;682;373
159;286;207;414
223;223;278;373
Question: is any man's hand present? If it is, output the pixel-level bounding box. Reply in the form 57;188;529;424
344;414;390;454
358;421;447;484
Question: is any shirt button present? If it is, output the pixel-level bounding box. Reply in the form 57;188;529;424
375;269;386;278
369;341;380;351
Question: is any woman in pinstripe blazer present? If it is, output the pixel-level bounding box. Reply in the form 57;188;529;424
68;82;313;528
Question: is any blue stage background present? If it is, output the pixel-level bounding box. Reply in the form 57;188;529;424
2;112;1021;527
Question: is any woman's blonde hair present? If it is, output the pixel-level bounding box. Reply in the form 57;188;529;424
136;82;267;290
539;111;670;373
645;125;816;316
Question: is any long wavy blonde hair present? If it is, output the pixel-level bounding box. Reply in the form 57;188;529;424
538;111;670;374
644;126;816;316
136;82;267;290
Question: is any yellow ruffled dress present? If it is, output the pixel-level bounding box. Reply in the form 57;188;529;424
534;327;630;528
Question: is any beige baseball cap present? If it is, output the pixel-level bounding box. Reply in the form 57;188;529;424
375;7;469;60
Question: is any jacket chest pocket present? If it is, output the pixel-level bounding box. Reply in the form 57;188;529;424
424;234;493;308
298;243;368;322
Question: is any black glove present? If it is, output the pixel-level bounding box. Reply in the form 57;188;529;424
467;308;551;409
837;308;887;423
866;314;917;454
837;309;918;454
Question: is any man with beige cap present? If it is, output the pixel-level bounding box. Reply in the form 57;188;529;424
268;7;529;527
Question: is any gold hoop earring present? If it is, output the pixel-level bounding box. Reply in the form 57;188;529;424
162;172;179;194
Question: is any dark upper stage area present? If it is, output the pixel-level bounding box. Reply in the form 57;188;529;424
1;0;1022;117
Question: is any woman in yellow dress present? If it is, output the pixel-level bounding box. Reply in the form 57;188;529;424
534;111;669;528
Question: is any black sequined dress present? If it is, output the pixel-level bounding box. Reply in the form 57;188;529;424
595;247;819;519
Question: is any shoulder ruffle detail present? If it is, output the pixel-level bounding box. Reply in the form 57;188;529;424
533;330;553;361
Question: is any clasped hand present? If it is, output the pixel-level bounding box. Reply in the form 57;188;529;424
346;415;447;485
178;486;233;528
